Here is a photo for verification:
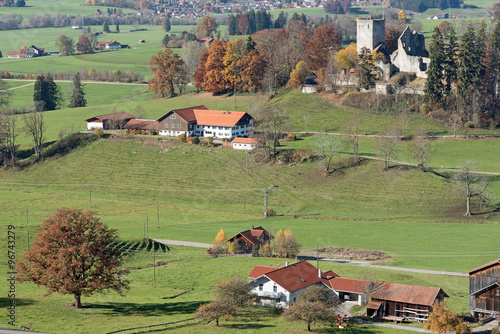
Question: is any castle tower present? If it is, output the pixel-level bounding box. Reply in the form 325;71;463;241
356;18;386;54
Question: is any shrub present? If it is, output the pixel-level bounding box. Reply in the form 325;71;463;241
266;208;276;217
191;136;200;144
177;133;187;143
286;133;296;141
94;128;104;138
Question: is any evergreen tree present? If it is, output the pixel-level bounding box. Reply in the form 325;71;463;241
103;21;110;33
290;13;301;22
475;21;487;92
247;10;256;34
33;75;60;111
245;35;256;53
457;25;480;110
357;48;377;90
33;75;46;106
424;27;446;104
68;72;87;108
443;25;458;96
275;11;286;29
116;21;120;33
485;22;500;122
228;14;238;35
162;17;171;32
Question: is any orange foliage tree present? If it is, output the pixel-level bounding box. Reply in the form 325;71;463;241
194;49;208;92
223;38;247;91
148;48;184;97
424;300;471;334
241;49;267;92
196;16;218;38
336;42;357;74
288;61;308;90
306;23;342;70
16;208;129;309
196;300;236;326
203;39;228;94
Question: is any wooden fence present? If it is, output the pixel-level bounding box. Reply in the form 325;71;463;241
106;317;201;334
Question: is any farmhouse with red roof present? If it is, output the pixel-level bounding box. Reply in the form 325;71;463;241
226;226;274;254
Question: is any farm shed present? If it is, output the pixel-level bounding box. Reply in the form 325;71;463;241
226;226;274;254
466;259;500;321
85;112;135;130
367;281;448;322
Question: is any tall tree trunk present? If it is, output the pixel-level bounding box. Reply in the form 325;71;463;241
74;294;82;309
307;322;311;331
215;317;219;326
465;179;471;216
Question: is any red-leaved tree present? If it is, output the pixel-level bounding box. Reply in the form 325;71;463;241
16;208;129;309
148;48;185;97
306;23;342;70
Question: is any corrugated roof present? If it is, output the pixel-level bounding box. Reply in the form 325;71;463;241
466;259;500;275
193;109;248;127
232;137;258;144
371;281;447;307
248;265;276;279
330;277;370;294
85;112;135;122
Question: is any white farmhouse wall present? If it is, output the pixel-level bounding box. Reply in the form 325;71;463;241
87;121;103;130
233;143;256;150
251;277;290;307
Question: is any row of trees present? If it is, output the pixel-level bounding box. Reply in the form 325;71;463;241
424;22;500;128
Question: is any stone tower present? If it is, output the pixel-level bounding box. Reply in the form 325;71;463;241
356;18;386;54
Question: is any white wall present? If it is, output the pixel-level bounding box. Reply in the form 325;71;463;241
87;122;103;130
233;143;255;150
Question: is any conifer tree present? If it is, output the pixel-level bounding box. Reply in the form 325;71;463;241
424;27;445;104
228;14;238;35
68;72;87;108
274;11;286;29
115;21;120;33
162;17;171;32
33;75;60;111
102;21;110;33
443;25;458;96
457;25;478;105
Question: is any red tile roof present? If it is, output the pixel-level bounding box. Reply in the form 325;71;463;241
371;281;447;307
232;137;258;144
157;105;208;123
193;109;248;127
330;277;370;294
227;226;274;246
123;119;159;130
85;112;135;122
260;261;333;293
248;265;277;279
466;259;500;275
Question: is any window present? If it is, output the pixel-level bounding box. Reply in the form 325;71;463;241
496;289;500;297
178;124;181;129
165;124;169;129
170;115;176;119
171;124;175;128
273;284;277;293
259;284;263;291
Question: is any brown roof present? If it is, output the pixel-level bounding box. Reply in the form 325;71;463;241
466;259;500;275
261;261;333;293
232;137;258;144
248;265;277;279
193;109;249;127
227;226;274;245
85;112;135;122
330;277;370;294
371;281;447;307
366;300;382;310
124;119;159;130
157;105;208;123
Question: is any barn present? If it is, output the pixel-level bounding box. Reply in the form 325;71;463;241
466;259;500;321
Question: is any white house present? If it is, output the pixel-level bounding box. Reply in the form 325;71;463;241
193;109;253;139
85;112;135;130
232;137;258;150
248;261;371;308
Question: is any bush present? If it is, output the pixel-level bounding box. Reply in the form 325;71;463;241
178;133;187;143
94;128;104;138
191;136;200;144
266;208;276;217
286;133;296;141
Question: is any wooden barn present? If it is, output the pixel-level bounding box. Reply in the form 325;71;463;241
226;226;274;254
85;112;135;130
367;281;448;322
466;259;500;321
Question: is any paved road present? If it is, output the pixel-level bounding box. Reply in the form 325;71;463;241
4;78;147;86
0;327;55;334
352;317;432;333
153;239;211;248
0;82;35;92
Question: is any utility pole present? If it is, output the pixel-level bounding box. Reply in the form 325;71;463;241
146;216;149;238
144;220;146;239
89;183;92;208
263;188;268;218
157;201;159;228
26;208;30;251
153;248;156;287
244;198;246;214
316;245;319;269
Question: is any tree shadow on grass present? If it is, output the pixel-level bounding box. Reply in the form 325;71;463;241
0;297;36;308
87;300;203;317
222;323;275;330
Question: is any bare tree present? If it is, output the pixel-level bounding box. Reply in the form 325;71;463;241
408;128;434;170
452;161;490;217
253;104;290;162
182;41;204;79
1;108;18;166
23;109;45;161
375;128;400;171
315;132;343;175
343;115;361;165
398;110;411;137
0;79;13;108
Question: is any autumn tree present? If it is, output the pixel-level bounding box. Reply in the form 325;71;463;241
196;300;236;326
56;34;74;56
298;284;340;309
68;72;87;108
213;277;252;308
76;35;92;54
238;14;249;35
385;23;405;54
375;128;400;171
240;49;267;92
148;48;185;98
306;23;342;70
194;49;208;92
203;39;228;94
438;20;451;37
424;300;471;334
274;229;300;258
209;229;226;255
196;16;218;38
253;104;290;161
398;10;406;21
452;161;490;216
336;42;357;74
281;298;336;331
223;38;247;91
315;132;343;175
16;208;129;309
288;61;308;90
408;128;434;170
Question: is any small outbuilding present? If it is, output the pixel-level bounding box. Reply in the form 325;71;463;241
231;137;258;150
85;112;135;130
466;259;500;321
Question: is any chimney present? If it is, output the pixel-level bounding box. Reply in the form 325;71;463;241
318;269;322;278
251;225;254;229
285;261;289;267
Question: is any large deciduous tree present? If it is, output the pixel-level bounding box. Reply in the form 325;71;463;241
56;34;75;56
195;16;218;38
213;277;252;308
17;208;129;309
274;229;300;258
281;298;336;331
68;72;87;108
452;161;490;217
203;39;228;94
76;35;93;54
306;23;342;70
148;48;185;98
424;300;471;334
408;128;434;170
253;104;290;161
223;38;247;91
196;300;236;326
23;108;44;161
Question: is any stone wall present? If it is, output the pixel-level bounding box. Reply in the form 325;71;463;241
356;18;385;54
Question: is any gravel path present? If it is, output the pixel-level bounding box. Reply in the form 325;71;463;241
153;239;211;248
